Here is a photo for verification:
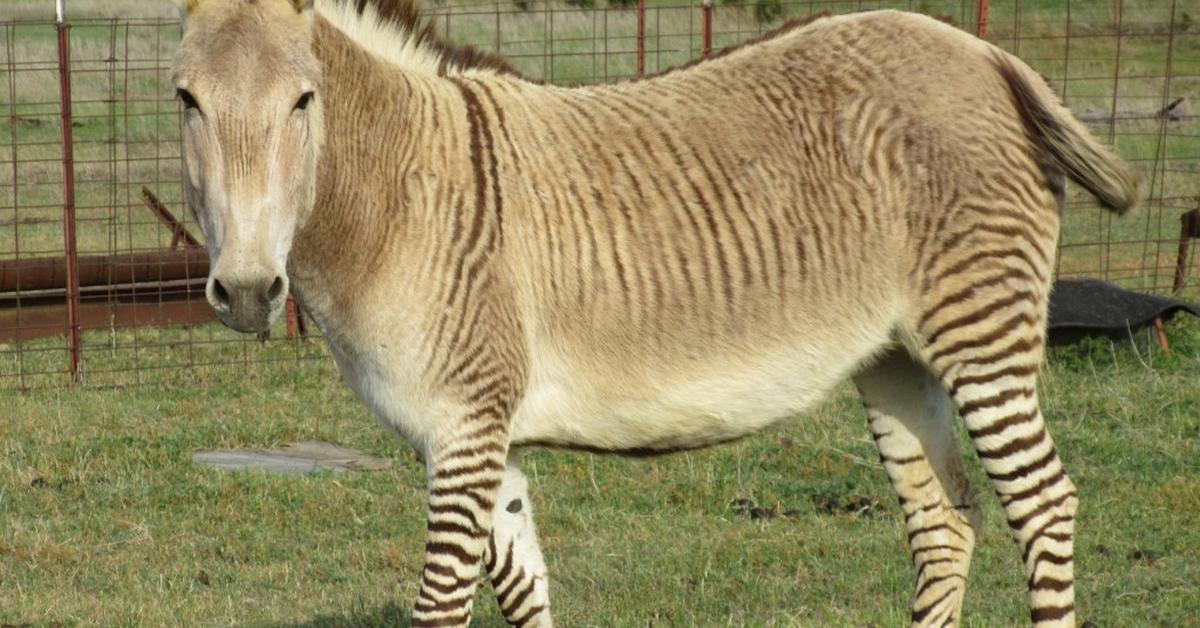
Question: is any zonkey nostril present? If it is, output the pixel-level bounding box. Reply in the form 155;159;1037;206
212;278;230;306
267;276;285;302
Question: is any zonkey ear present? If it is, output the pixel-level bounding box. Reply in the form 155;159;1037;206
291;0;316;14
177;0;201;26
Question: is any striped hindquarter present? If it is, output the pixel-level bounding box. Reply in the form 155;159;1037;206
904;104;1078;624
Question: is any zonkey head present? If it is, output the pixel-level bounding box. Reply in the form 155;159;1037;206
173;0;323;333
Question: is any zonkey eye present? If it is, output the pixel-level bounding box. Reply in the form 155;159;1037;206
294;92;315;112
177;88;200;111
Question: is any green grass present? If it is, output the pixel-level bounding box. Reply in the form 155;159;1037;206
2;318;1199;625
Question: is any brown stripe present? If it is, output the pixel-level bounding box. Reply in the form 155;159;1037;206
422;560;460;579
420;571;477;595
501;576;537;615
438;441;507;461
915;557;958;581
951;364;1039;398
1007;491;1076;532
1028;548;1073;568
929;312;1038;365
512;604;548;627
431;477;503;495
446;78;491;259
430;487;498;512
427;520;487;539
433;458;506;480
988;446;1058;483
1030;604;1074;623
881;453;925;465
976;428;1048;460
496;566;528;601
490;539;515;585
956;335;1044;372
916;265;1022;326
706;146;776;293
912;476;936;490
565;181;603;306
908;522;968;545
958;387;1035;417
484;534;498;573
926;290;1035;345
472;80;521;170
690;144;755;293
424;541;475;564
915;572;963;598
963;409;1031;445
1021;514;1073;564
456;420;507;442
963;202;1056;241
911;586;956;623
1030;576;1072;592
602;92;713;303
933;246;1046;285
999;467;1065;506
555;97;632;305
911;544;969;557
905;500;946;520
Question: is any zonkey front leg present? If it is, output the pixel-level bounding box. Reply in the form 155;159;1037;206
411;423;510;627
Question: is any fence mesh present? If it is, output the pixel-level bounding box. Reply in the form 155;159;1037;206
1;0;1197;389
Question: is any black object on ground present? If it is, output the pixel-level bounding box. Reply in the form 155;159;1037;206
1048;278;1200;347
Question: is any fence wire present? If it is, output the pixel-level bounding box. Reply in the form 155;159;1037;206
1;0;1197;389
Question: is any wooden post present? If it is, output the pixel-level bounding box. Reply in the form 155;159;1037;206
976;0;990;38
636;0;646;77
702;0;713;59
56;0;81;382
1172;208;1200;294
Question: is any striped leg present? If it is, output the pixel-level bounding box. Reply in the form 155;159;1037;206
413;434;510;627
922;289;1077;626
854;349;982;627
485;462;553;627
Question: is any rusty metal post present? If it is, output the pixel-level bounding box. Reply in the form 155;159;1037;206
1172;207;1200;293
701;0;713;59
56;0;82;382
286;295;300;339
636;0;645;77
976;0;990;38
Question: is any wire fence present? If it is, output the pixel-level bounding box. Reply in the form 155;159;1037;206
1;0;1197;389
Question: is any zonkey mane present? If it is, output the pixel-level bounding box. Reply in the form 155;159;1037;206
317;0;524;77
318;0;832;83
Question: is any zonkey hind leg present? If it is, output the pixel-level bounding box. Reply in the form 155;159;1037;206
854;349;983;627
484;461;553;627
920;287;1077;626
926;352;1078;626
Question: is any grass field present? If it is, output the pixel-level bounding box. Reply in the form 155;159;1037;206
2;1;1200;625
2;320;1199;625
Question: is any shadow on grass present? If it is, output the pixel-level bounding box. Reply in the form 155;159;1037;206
260;603;504;627
256;603;410;628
